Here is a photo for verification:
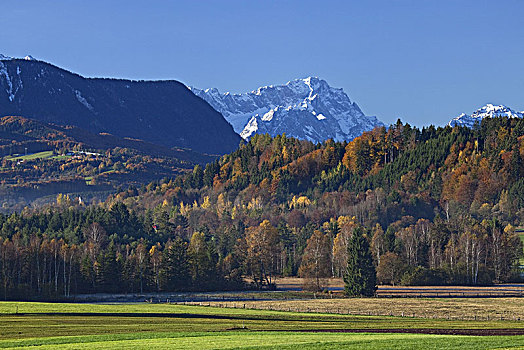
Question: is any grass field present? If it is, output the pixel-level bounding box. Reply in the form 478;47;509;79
6;150;75;162
7;150;55;161
0;302;523;349
0;331;523;350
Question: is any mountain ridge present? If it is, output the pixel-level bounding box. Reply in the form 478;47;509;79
449;103;524;128
191;77;384;143
0;56;242;154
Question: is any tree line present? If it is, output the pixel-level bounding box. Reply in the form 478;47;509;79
0;117;523;299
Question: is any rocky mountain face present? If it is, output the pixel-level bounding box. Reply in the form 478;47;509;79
191;77;384;143
0;56;242;154
449;104;524;128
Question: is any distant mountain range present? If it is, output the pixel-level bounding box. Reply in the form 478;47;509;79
191;77;384;143
3;54;523;159
449;104;524;128
0;55;241;154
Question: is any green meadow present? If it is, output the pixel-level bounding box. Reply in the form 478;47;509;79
7;150;55;161
0;302;523;349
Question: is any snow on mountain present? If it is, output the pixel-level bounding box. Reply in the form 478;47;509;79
0;54;35;61
191;77;384;143
0;58;242;154
449;104;524;128
0;58;23;102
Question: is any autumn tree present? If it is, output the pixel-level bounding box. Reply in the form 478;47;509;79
188;232;218;289
370;223;385;265
149;243;162;291
82;222;107;289
134;241;149;293
245;220;280;289
332;217;356;277
376;252;405;285
298;230;331;291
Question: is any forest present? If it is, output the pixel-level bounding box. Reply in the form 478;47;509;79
0;115;212;209
0;117;523;299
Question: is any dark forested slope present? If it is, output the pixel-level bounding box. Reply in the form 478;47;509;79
0;116;217;209
0;58;242;154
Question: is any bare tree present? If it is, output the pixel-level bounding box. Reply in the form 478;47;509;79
299;230;331;291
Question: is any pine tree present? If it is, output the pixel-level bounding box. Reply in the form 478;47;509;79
344;227;376;296
160;238;190;291
96;241;122;293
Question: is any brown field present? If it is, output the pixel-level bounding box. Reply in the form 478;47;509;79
377;285;524;297
276;277;524;297
276;277;344;290
187;297;524;321
173;278;524;321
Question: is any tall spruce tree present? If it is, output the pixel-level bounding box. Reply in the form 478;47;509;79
344;227;377;296
160;238;190;291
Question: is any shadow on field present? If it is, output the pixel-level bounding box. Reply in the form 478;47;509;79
294;329;524;336
7;313;524;336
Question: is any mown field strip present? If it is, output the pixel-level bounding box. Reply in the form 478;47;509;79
1;331;524;350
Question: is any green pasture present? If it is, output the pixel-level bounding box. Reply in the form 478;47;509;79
6;150;74;162
0;331;522;350
0;302;523;349
7;151;55;161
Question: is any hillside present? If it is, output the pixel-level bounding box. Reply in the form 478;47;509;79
108;117;523;285
0;57;242;154
0;116;216;210
0;117;522;298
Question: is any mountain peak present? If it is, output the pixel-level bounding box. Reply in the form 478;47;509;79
191;77;384;143
285;76;329;92
292;76;321;85
449;103;524;127
0;54;36;61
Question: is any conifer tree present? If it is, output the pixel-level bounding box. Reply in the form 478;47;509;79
344;227;376;296
160;238;190;291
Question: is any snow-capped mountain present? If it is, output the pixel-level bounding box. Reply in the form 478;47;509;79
0;54;34;61
191;77;384;143
449;104;524;128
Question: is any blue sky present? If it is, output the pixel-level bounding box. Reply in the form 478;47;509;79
1;0;523;126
